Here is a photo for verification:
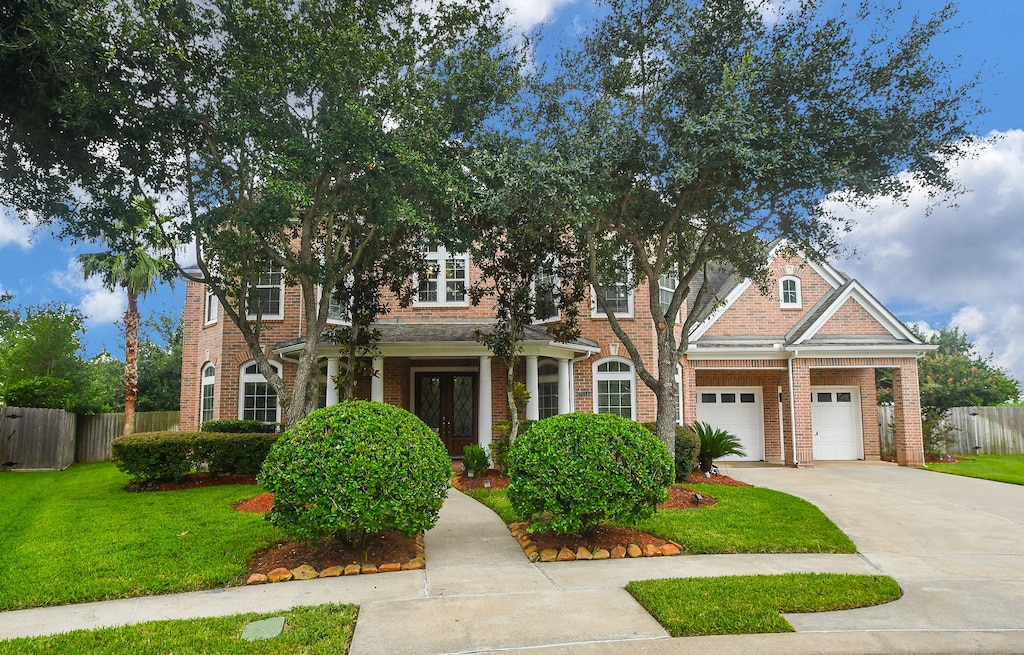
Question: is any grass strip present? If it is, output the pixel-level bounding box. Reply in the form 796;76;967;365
927;455;1024;486
627;574;901;636
0;463;278;610
467;485;855;554
0;604;357;654
633;484;856;553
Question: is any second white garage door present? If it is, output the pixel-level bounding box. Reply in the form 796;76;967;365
695;387;764;461
811;386;863;460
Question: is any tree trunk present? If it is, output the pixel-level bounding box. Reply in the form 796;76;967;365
654;323;681;464
506;361;520;441
122;290;139;437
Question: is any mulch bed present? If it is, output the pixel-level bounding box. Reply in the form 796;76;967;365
246;532;421;575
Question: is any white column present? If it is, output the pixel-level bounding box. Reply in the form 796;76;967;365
478;356;493;447
371;356;384;403
525;355;539;421
557;357;572;414
326;357;340;406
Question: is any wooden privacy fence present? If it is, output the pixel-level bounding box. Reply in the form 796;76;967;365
878;406;1024;456
0;407;77;471
76;411;181;463
0;408;180;471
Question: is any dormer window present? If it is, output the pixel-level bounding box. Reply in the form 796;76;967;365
780;276;801;308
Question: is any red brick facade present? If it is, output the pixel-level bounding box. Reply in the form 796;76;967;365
180;248;928;467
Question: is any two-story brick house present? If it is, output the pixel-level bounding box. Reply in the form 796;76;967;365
180;242;928;467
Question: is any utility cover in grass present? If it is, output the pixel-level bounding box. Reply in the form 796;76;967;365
241;616;287;641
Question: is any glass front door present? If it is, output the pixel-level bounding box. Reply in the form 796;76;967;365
415;373;477;457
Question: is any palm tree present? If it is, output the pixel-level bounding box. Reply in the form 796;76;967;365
80;198;175;437
692;421;746;473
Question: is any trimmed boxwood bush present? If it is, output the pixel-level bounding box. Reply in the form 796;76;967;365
112;432;199;482
507;413;674;535
200;419;280;434
643;422;701;481
259;401;451;544
112;431;281;482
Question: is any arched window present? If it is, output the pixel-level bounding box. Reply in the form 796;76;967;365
239;360;281;423
780;276;801;308
593;358;636;419
200;364;216;425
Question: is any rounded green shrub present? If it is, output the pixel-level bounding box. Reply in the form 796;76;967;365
643;422;700;481
259;401;450;543
462;444;489;475
507;413;673;535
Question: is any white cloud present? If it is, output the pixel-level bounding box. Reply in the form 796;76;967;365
500;0;578;30
51;259;126;325
833;129;1024;382
0;206;35;250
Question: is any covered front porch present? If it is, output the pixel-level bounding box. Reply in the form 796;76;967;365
278;322;598;457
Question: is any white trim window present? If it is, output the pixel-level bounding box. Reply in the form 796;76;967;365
204;288;218;324
593;357;636;419
780;276;802;308
416;245;469;305
534;265;560;322
538;362;559;419
200;364;216;424
660;272;678;317
592;266;633;318
246;265;285;319
239;360;281;423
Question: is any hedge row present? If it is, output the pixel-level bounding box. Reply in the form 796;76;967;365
112;431;280;482
200;419;281;434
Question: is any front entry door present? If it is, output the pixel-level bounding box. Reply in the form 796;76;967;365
415;373;477;457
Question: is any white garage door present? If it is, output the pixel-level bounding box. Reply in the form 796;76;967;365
811;386;863;460
695;387;764;461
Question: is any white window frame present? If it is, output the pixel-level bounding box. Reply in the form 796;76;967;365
533;265;560;323
200;364;216;424
593;357;637;420
591;267;634;318
415;246;470;306
204;288;218;324
537;362;560;419
246;265;285;320
780;275;802;309
319;278;353;325
238;360;282;423
659;272;679;318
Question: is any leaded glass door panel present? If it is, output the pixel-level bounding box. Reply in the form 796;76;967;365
415;373;477;457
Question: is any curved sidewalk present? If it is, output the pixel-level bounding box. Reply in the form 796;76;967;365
5;472;1022;653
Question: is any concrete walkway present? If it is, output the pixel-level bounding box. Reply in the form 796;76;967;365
3;464;1024;653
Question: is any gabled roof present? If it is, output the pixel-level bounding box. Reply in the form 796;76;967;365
785;278;921;346
685;242;926;354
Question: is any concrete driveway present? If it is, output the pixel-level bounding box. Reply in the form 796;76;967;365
725;462;1024;638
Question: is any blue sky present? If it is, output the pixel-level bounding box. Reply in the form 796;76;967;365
1;0;1023;380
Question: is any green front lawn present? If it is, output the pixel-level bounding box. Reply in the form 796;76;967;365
466;484;855;554
927;454;1024;485
627;574;901;636
0;463;278;611
0;604;357;654
634;484;856;553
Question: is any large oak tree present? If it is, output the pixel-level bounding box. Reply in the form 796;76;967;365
533;0;984;452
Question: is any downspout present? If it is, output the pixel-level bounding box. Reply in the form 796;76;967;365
787;348;799;467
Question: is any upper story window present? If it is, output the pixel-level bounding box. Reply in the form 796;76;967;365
659;273;678;317
592;261;633;318
780;276;801;308
247;265;285;320
239;360;281;423
416;245;469;305
204;288;218;324
593;358;636;420
200;364;216;424
534;265;560;322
